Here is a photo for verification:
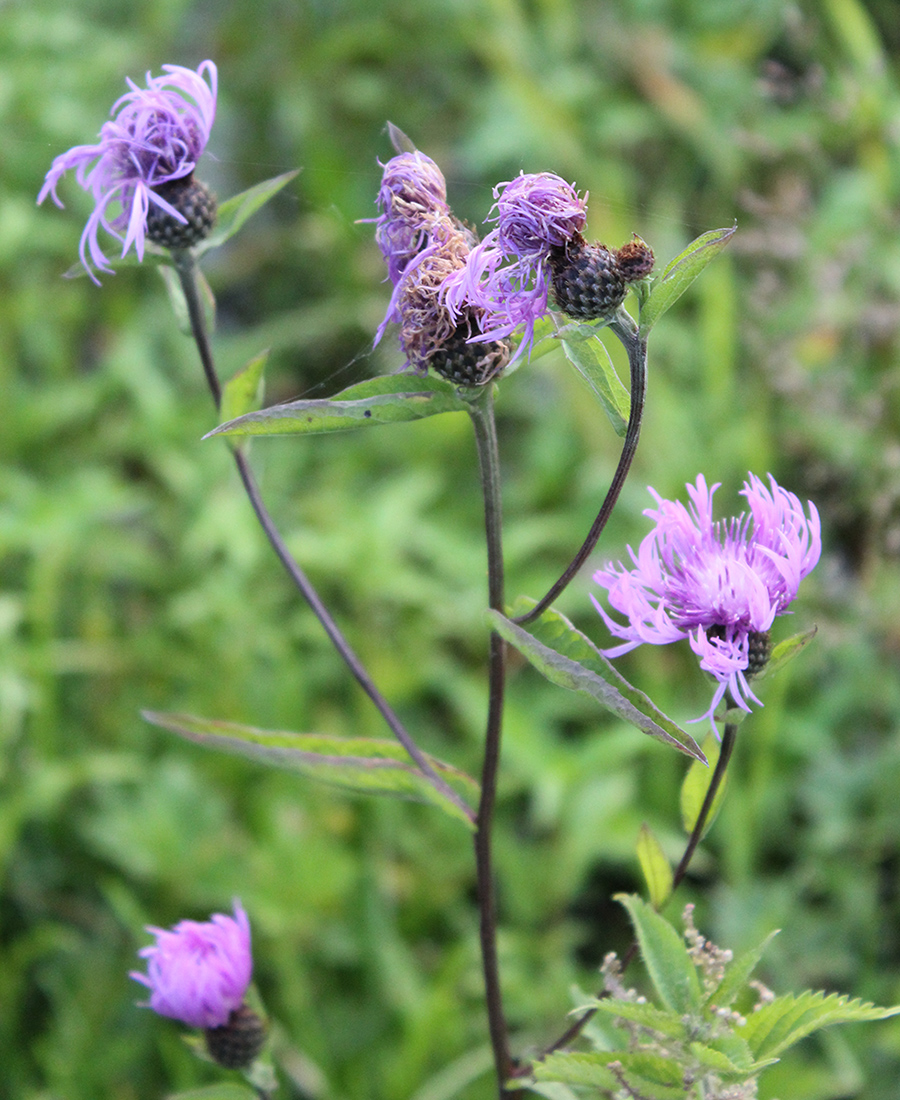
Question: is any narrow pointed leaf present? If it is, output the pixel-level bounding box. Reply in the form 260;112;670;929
206;373;470;439
221;350;268;425
637;823;674;909
754;625;817;681
534;1051;685;1098
639;226;736;335
159;262;216;337
561;329;630;436
489;603;706;762
583;998;688;1040
142;711;478;829
709;930;779;1010
196;170;301;254
737;990;900;1061
616;894;703;1015
680;733;728;838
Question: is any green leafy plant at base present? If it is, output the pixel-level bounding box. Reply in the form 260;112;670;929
530;896;900;1100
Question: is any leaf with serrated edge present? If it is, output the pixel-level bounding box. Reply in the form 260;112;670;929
561;333;629;437
142;711;477;829
196;170;301;255
680;733;727;838
534;1051;685;1098
490;602;706;763
737;990;900;1061
637;824;674;910
616;894;703;1015
708;930;779;1010
639;226;735;335
206;373;470;438
584;999;688;1040
221;350;268;426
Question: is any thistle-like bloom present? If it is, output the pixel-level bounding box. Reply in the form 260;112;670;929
131;901;252;1029
38;61;217;283
592;473;821;723
373;149;507;385
441;172;588;360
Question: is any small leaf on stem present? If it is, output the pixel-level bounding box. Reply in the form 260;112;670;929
197;170;301;255
560;328;630;437
221;350;268;425
680;733;727;838
206;373;470;438
639;225;736;336
637;824;674;910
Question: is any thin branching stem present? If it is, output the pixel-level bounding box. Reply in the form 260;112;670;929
513;309;647;626
170;249;475;825
467;386;518;1098
531;720;739;1064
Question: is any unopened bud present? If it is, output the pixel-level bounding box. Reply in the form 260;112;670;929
146;175;217;250
204;1003;267;1069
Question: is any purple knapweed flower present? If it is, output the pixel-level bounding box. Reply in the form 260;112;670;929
372;149;507;385
373;150;451;287
131;900;252;1029
592;473;821;725
441;172;588;361
38;61;217;283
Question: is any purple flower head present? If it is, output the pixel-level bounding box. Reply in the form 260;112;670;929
130;900;252;1029
441;172;587;363
373;151;451;286
592;473;821;726
38;61;217;283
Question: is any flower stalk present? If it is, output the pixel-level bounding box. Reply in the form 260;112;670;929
171;247;475;826
467;385;517;1097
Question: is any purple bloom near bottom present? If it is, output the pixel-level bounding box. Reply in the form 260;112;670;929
131;901;252;1029
592;473;821;724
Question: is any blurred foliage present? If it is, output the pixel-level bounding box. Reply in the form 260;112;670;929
3;0;900;1097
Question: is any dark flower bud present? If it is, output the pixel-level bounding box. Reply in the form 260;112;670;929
746;630;772;679
146;175;217;250
204;1003;268;1070
614;236;655;283
548;235;627;321
429;321;509;387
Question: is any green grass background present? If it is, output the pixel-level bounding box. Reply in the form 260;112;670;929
4;0;900;1096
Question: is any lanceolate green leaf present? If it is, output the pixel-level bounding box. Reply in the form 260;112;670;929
166;1087;258;1100
142;711;478;828
736;990;900;1061
205;373;470;439
636;823;674;910
754;625;818;681
639;226;736;336
585;998;688;1040
680;733;728;838
221;350;268;425
196;169;301;255
158;262;216;337
489;603;706;762
708;930;779;1010
616;894;703;1015
560;328;630;436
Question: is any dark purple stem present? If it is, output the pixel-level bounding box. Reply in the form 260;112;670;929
171;249;475;826
467;386;519;1098
529;721;739;1064
512;310;646;625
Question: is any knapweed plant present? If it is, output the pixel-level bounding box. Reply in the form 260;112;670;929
40;63;899;1100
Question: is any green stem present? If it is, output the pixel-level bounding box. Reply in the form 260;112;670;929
467;386;517;1098
170;249;475;826
513;309;647;626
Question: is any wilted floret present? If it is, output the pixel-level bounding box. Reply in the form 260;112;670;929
131;901;252;1029
38;61;217;283
374;151;451;285
441;172;588;361
372;148;507;385
592;474;821;724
